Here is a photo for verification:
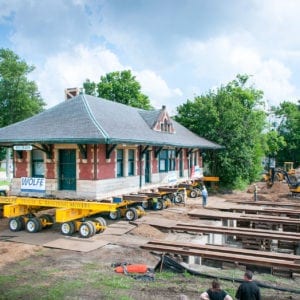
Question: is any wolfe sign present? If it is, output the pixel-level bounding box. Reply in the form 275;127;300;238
21;177;45;193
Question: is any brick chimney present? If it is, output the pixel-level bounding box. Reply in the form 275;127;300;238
65;87;80;100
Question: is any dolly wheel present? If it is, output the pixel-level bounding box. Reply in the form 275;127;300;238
156;199;164;210
109;208;121;220
8;217;24;232
125;207;138;221
174;193;184;203
79;221;94;238
86;221;96;237
61;221;75;236
26;217;42;233
190;190;197;198
141;201;149;209
93;217;107;233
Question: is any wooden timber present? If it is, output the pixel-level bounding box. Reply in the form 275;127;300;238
208;205;300;218
173;223;300;242
141;240;300;272
188;209;300;227
226;199;300;208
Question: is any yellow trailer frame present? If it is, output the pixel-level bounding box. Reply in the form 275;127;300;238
0;196;145;238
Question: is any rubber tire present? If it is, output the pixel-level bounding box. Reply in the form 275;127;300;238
174;193;184;204
125;207;138;221
8;217;24;232
156;199;164;210
141;201;149;209
79;221;94;238
61;221;75;236
86;221;96;237
26;217;42;233
109;208;121;220
190;190;198;198
94;217;107;233
162;200;167;209
289;175;298;185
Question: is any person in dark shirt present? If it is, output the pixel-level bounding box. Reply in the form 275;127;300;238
235;270;261;300
200;279;233;300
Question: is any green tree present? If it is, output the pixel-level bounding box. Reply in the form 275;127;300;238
0;48;45;159
84;70;152;110
274;101;300;166
175;74;266;189
262;130;286;168
83;79;97;96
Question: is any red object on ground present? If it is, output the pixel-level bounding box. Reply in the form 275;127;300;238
115;264;148;274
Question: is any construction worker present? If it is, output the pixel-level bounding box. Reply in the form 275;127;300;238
201;185;208;207
200;279;233;300
236;270;261;300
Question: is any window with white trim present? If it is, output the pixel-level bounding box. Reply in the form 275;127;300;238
32;150;44;178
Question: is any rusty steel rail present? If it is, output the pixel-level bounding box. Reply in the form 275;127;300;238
141;240;300;272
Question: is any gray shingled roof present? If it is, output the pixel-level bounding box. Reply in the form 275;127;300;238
0;94;222;149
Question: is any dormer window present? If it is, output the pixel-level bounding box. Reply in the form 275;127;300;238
139;105;175;133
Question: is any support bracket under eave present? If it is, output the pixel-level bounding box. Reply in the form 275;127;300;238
139;145;150;159
175;147;183;157
16;151;23;159
34;144;53;159
186;148;194;157
154;146;163;158
78;144;88;159
106;144;117;159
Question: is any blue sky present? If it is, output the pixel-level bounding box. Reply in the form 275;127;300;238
0;0;299;113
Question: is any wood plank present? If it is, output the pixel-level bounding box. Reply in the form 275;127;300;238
173;223;300;242
141;240;300;271
188;209;300;226
146;240;300;260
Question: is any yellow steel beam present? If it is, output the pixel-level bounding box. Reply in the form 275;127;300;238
203;176;220;182
0;196;118;211
55;208;108;222
3;204;31;218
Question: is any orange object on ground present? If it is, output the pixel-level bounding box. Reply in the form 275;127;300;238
115;264;148;274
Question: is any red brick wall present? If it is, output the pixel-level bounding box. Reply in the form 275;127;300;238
152;151;158;173
14;151;28;177
78;145;94;180
98;144;115;179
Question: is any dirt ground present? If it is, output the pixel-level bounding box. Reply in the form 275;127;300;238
0;181;300;299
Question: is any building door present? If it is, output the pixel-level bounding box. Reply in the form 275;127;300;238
59;149;76;190
144;150;151;183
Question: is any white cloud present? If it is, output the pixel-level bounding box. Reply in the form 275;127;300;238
31;45;182;113
180;34;298;107
135;70;183;112
31;45;124;107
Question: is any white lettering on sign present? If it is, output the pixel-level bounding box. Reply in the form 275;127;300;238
13;145;32;151
21;177;45;193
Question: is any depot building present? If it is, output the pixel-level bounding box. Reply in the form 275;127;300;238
0;90;221;199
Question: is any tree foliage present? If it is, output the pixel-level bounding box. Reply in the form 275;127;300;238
0;48;45;160
175;75;266;188
83;70;152;110
0;49;45;127
274;101;300;166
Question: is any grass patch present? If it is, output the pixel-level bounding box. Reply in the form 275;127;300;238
0;180;10;186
